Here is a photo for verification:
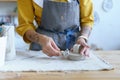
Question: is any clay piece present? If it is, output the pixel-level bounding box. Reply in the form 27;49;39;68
67;52;85;61
61;44;85;61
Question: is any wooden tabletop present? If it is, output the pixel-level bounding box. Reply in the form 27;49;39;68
0;50;120;80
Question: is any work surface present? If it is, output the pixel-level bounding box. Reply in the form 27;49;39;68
0;50;120;80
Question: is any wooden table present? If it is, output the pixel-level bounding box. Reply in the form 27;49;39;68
0;50;120;80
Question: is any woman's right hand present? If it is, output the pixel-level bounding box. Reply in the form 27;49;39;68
25;30;60;57
41;36;61;57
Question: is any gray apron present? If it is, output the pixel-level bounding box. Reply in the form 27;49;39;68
30;0;80;50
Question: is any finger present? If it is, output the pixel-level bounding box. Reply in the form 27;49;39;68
43;45;58;57
42;48;53;57
45;47;55;56
81;42;89;48
84;48;90;57
70;48;73;52
49;44;60;56
80;47;86;55
51;40;60;51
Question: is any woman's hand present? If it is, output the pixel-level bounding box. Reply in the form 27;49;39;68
41;36;61;57
75;26;92;56
76;37;90;57
25;30;60;57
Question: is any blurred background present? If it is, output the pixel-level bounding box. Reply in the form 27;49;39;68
0;0;120;50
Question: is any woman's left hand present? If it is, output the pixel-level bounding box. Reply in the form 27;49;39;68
76;37;90;57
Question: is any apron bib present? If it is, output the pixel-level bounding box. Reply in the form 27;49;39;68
30;0;80;50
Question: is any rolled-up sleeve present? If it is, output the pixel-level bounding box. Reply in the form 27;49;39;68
16;0;36;43
80;0;94;28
